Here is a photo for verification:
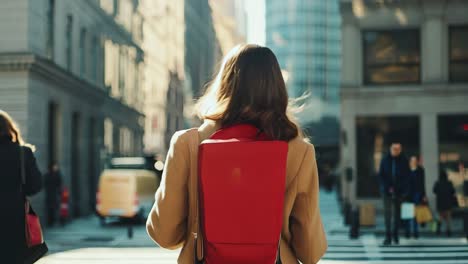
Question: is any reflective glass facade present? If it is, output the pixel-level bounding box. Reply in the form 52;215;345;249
266;0;341;148
266;0;341;101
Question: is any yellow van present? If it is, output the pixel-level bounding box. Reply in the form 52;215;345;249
96;157;160;223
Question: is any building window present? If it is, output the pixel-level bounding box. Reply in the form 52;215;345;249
99;0;114;14
134;64;139;106
65;15;73;71
119;127;132;155
113;0;119;17
104;39;115;92
166;114;171;132
47;102;60;165
71;112;82;216
449;26;468;83
104;118;113;153
79;28;87;78
118;48;126;100
91;36;98;82
363;29;420;85
46;0;55;59
172;87;176;104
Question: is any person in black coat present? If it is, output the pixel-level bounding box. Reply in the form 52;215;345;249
45;162;63;226
0;110;42;263
433;170;456;237
406;156;427;238
378;143;410;245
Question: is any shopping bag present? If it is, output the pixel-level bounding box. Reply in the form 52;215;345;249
359;203;376;226
415;205;433;224
401;202;415;220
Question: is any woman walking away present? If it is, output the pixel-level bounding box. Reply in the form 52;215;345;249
146;44;327;264
433;170;456;237
0;110;42;263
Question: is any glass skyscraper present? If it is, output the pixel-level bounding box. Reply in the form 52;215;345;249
266;0;341;149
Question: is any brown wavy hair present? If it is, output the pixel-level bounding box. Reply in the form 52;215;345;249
0;110;32;148
196;44;300;141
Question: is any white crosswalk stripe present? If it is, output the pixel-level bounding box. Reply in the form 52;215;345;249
322;234;468;264
38;240;468;264
37;248;181;264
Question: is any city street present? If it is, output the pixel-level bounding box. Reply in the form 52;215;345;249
1;0;467;263
36;190;468;264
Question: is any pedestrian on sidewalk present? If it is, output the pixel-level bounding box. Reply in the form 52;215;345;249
433;169;456;237
405;155;427;239
0;110;43;263
146;44;327;263
459;161;468;207
44;161;63;227
378;142;410;246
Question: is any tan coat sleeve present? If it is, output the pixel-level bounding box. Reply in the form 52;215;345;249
289;144;328;264
146;131;189;249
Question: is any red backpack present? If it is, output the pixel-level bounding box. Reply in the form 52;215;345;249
196;124;288;264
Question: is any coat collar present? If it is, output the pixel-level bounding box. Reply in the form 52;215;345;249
197;119;221;142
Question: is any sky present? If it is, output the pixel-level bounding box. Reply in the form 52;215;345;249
243;0;266;45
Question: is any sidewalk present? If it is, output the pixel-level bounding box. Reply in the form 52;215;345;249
43;216;155;254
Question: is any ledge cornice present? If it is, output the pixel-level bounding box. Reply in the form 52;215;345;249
0;52;143;120
340;83;468;98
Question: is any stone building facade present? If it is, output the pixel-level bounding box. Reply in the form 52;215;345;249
0;0;145;218
340;0;468;210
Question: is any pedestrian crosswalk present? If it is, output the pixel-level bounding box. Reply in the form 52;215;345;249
322;234;468;264
38;229;468;263
38;238;468;264
318;191;468;264
38;190;468;264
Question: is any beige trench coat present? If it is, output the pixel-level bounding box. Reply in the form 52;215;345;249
147;120;327;263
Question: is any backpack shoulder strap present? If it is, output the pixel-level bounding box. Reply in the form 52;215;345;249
190;129;204;263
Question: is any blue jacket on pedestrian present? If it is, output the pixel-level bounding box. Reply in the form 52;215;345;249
378;153;410;198
409;166;426;203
